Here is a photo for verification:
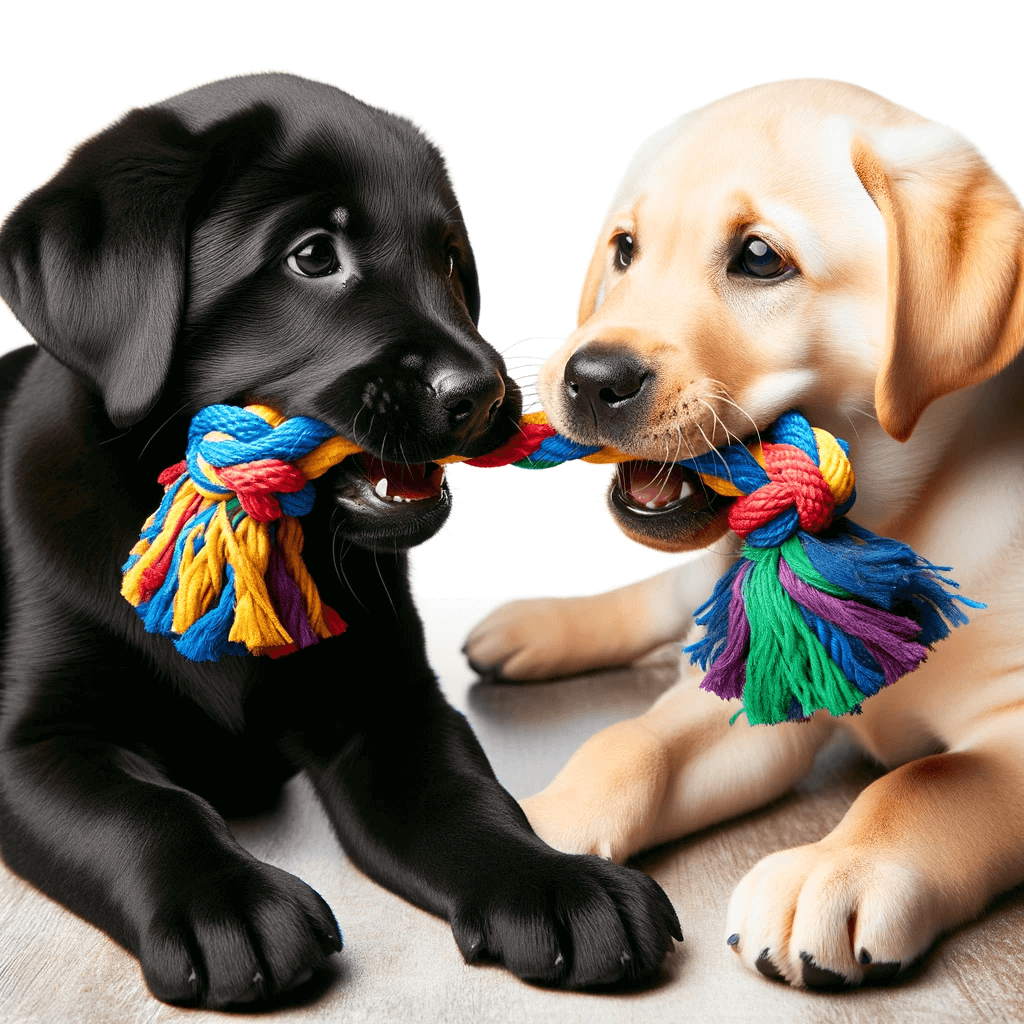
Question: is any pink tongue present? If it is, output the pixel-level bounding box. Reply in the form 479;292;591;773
622;462;690;508
362;456;443;500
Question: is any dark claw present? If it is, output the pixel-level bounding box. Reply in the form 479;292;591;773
800;951;850;990
320;921;343;954
755;949;785;982
863;959;901;983
464;655;507;685
451;915;486;964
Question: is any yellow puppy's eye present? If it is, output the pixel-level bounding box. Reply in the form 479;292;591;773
738;237;789;278
615;232;635;269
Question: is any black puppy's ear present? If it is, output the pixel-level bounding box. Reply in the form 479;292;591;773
0;109;200;427
0;105;276;428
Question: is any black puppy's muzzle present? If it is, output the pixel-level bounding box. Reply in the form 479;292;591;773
434;368;506;446
355;363;510;464
326;360;521;553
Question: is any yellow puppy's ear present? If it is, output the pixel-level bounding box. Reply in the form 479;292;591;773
851;129;1024;441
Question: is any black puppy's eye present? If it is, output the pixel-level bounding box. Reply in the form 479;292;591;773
447;253;455;278
737;237;789;278
287;237;340;277
615;232;635;269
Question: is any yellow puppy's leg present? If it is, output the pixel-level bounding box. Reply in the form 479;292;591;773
463;551;733;681
726;706;1024;989
522;665;836;863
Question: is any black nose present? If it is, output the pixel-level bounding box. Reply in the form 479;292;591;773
564;346;649;421
435;370;505;437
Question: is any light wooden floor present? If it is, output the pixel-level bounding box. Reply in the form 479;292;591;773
2;597;1023;1023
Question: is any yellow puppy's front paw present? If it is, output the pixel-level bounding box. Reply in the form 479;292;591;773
725;843;940;989
520;791;634;864
519;719;672;864
463;597;603;681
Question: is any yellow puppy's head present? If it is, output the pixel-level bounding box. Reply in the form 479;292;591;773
539;79;1024;551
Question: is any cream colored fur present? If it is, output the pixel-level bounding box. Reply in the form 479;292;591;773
465;80;1024;988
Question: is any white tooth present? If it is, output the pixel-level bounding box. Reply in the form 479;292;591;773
375;477;389;498
678;478;694;500
646;500;659;509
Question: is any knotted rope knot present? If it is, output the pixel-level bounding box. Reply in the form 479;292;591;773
728;440;846;539
692;412;856;548
178;404;363;521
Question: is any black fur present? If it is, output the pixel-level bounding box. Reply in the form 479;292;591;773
0;74;680;1009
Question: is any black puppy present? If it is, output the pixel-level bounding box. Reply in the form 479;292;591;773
0;74;679;1008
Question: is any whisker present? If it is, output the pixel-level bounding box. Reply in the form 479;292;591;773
696;397;730;449
98;428;132;446
137;402;191;460
839;401;874;440
678;425;698;462
330;519;368;612
652;440;677;501
348;404;372;450
670;426;684;466
695;419;732;482
499;335;564;357
504;411;533;440
372;549;397;617
360;412;377;458
707;381;762;446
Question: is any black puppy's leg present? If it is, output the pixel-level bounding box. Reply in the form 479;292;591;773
0;736;341;1008
299;681;681;989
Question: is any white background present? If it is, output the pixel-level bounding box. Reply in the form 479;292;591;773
2;0;1022;615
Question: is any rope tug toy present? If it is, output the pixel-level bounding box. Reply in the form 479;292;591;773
122;405;979;724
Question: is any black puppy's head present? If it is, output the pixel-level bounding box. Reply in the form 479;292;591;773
0;73;520;550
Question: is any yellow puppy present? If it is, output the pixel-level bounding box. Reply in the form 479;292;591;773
465;80;1024;989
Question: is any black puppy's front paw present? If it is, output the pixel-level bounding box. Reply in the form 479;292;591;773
138;857;342;1008
451;851;680;989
